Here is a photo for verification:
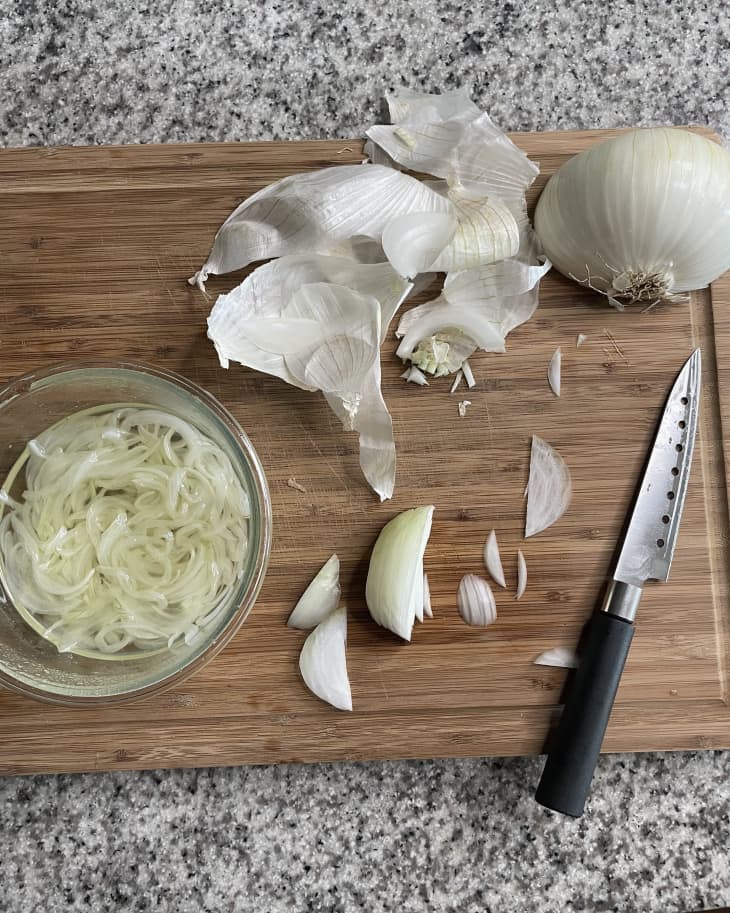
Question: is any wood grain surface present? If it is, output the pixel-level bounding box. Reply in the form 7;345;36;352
0;128;728;776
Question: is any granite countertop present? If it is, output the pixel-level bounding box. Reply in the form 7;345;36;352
1;1;729;911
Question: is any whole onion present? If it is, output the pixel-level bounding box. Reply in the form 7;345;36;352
534;128;730;309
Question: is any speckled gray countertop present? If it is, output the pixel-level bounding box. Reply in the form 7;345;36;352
1;2;729;911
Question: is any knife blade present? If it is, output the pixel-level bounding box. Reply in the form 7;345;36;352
535;348;702;817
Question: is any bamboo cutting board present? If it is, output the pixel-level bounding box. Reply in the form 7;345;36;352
1;128;729;777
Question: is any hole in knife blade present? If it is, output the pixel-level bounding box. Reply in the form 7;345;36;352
657;538;665;547
662;514;670;523
679;420;686;429
675;444;683;452
667;491;675;499
681;396;688;405
671;467;679;476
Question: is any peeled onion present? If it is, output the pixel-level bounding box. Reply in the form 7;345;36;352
535;128;730;309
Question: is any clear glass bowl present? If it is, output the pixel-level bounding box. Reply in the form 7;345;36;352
0;360;271;705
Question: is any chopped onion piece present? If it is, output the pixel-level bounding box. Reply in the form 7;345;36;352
462;360;476;388
423;572;433;618
534;646;578;669
457;574;497;626
484;530;506;588
516;549;527;600
287;477;307;494
576;333;587;348
405;366;429;386
548;347;562;396
458;400;472;417
299;607;352;710
366;506;434;641
449;370;463;393
287;555;341;630
525;435;572;537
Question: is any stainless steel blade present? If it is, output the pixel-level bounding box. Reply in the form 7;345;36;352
613;348;701;588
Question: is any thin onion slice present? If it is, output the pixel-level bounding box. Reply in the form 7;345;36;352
576;333;587;348
457;574;497;626
450;370;464;393
423;572;433;618
287;555;341;630
516;550;527;600
484;530;506;588
462;360;476;388
534;646;578;669
548;347;561;396
0;406;251;658
299;607;352;710
525;435;572;538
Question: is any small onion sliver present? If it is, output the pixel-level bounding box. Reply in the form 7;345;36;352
534;646;578;669
516;549;527;600
548;347;561;396
484;530;506;588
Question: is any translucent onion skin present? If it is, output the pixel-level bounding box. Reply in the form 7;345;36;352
0;407;251;658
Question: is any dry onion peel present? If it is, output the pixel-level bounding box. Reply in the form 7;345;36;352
457;574;497;626
287;554;341;630
299;606;352;710
365;505;434;641
484;530;506;588
191;164;452;289
209;275;397;500
366;90;538;226
525;435;572;537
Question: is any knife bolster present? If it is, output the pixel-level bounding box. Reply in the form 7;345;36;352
602;579;642;622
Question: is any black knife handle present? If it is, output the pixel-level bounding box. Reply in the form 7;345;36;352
535;610;635;817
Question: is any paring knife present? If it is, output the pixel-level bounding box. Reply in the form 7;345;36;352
535;348;702;818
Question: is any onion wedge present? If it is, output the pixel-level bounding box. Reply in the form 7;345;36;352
299;607;352;711
525;436;572;538
287;555;341;630
366;506;434;641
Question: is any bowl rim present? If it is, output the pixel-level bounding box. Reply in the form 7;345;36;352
0;358;272;706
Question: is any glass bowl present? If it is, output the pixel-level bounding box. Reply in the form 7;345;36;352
0;360;271;705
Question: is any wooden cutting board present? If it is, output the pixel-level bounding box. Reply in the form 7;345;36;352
1;128;729;777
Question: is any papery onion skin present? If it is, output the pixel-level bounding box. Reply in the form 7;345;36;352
535;128;730;308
